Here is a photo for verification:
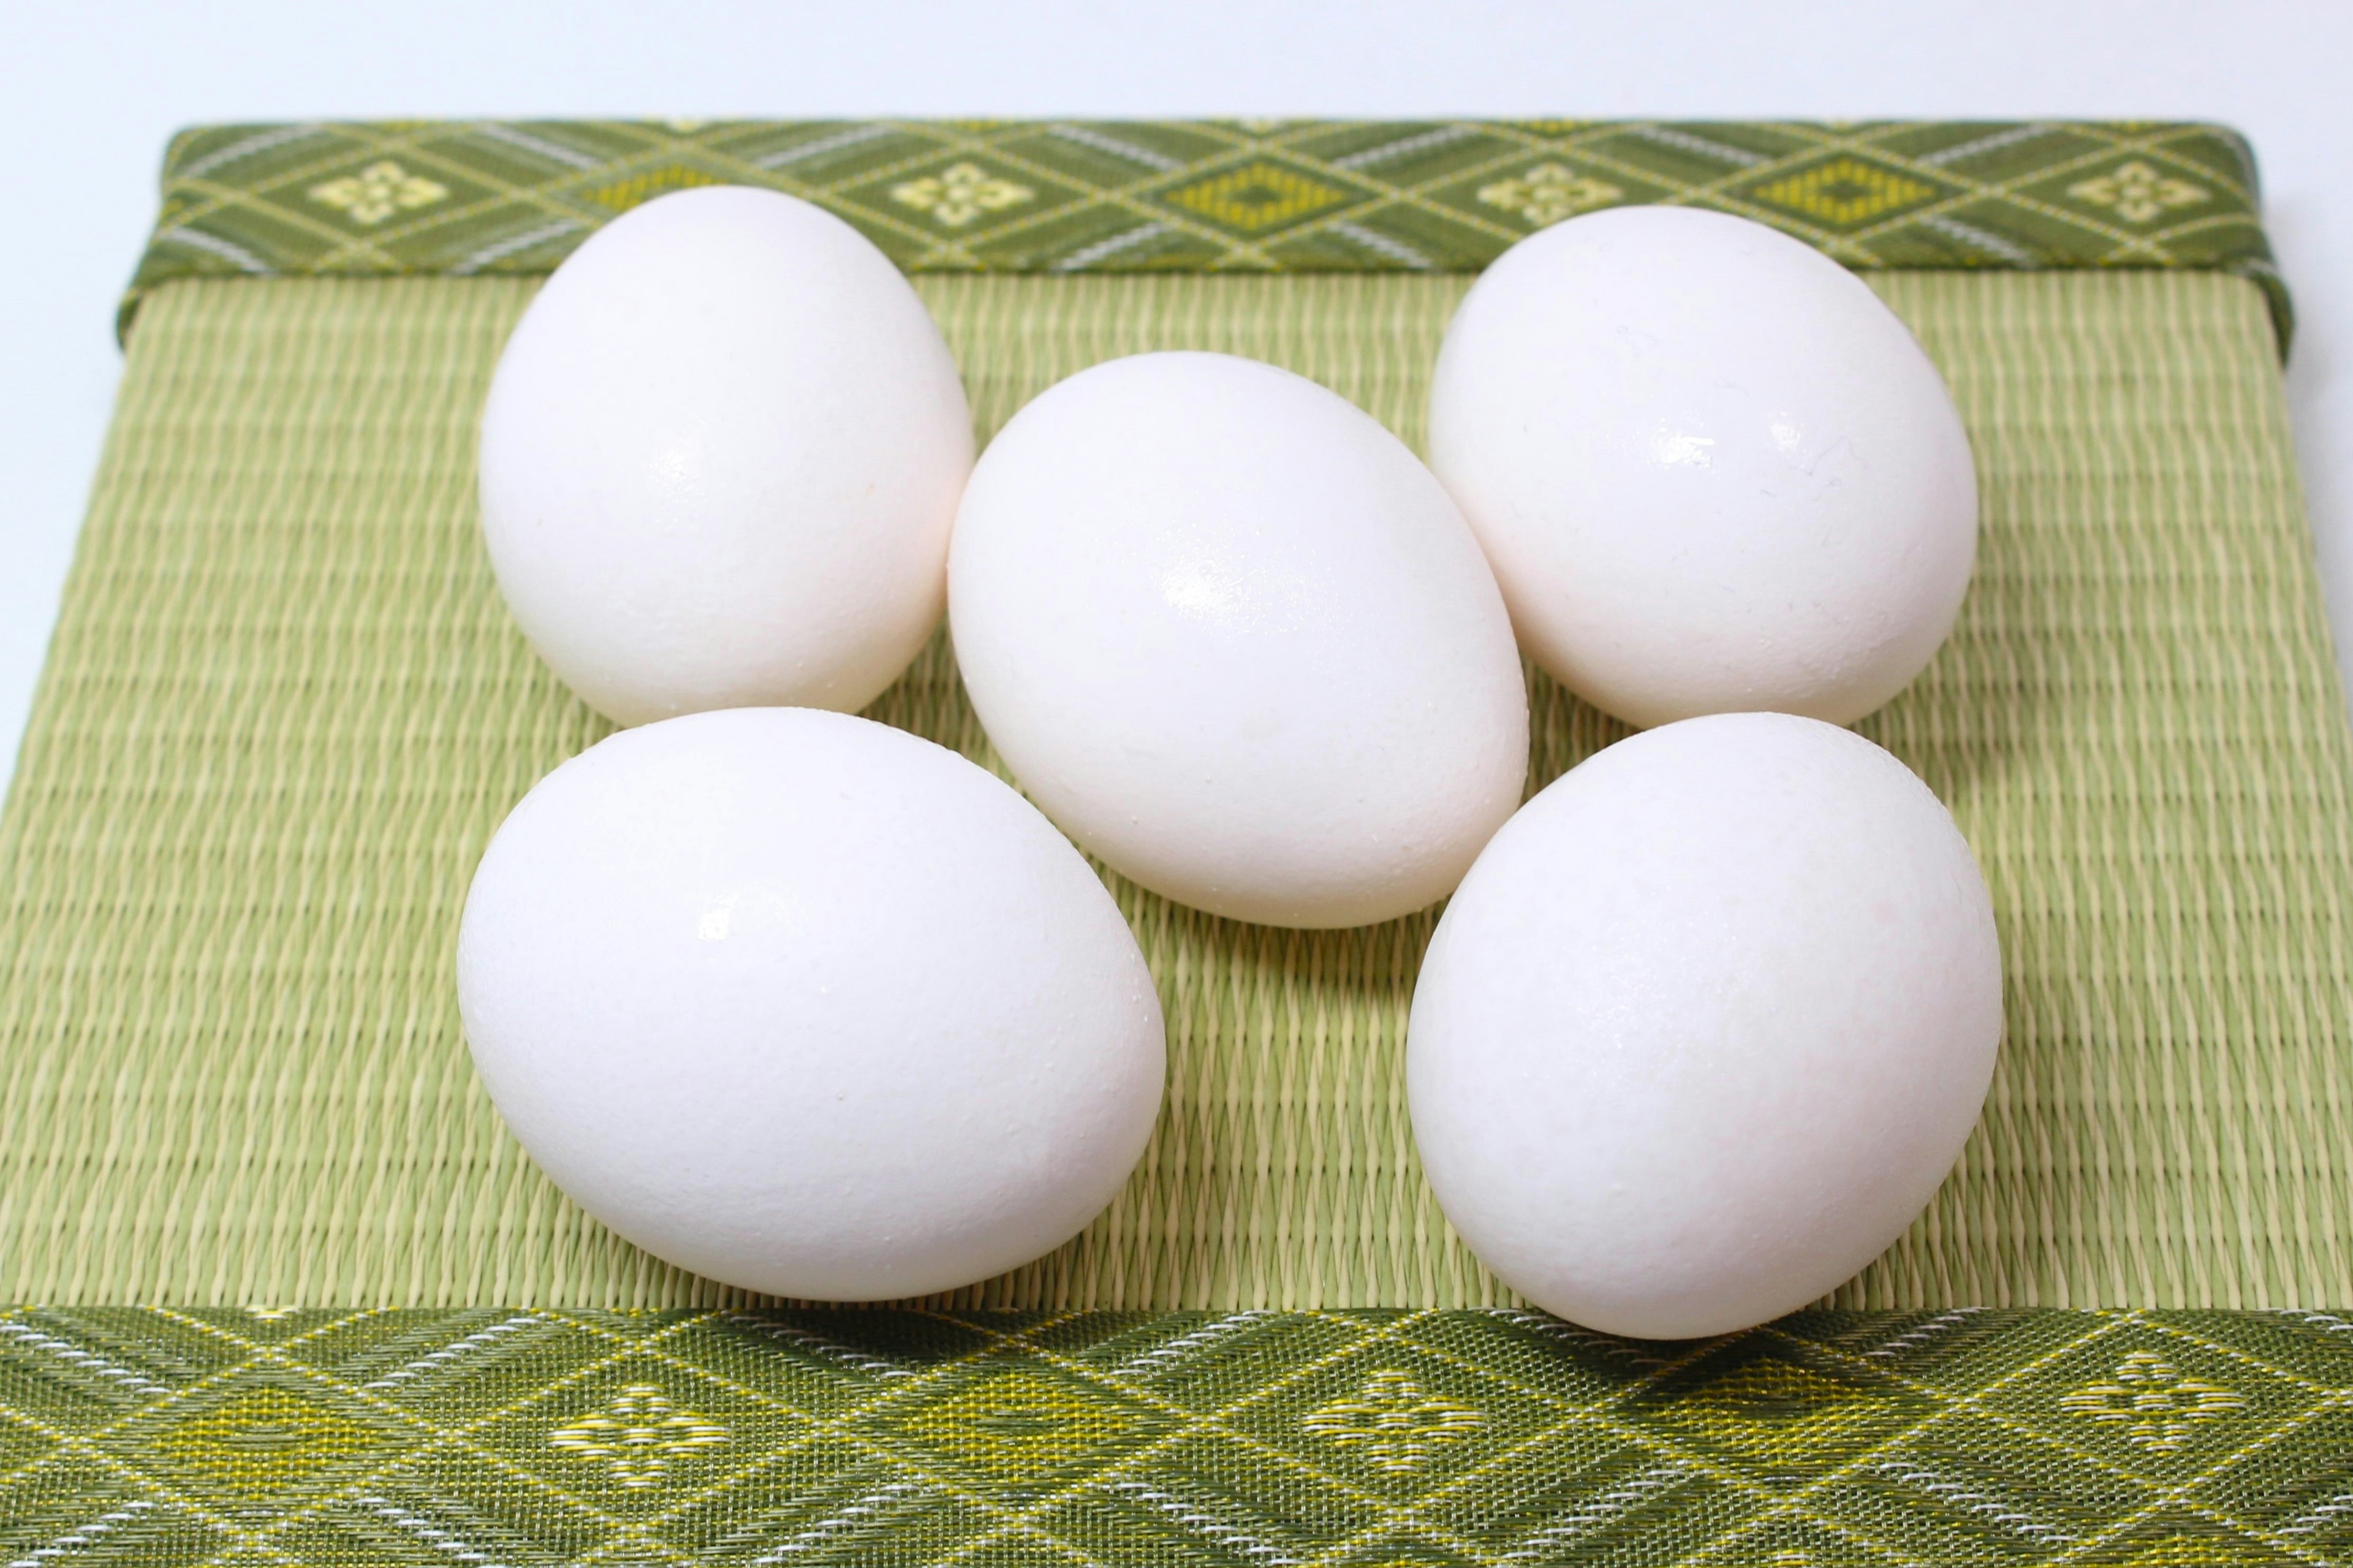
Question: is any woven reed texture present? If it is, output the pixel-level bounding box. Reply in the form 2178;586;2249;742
1;270;2349;1311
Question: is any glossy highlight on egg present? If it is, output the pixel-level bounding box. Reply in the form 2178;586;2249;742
478;186;974;726
1407;713;2003;1339
1429;205;1979;728
948;350;1530;929
457;708;1166;1302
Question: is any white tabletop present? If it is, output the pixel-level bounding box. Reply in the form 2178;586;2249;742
5;0;2349;793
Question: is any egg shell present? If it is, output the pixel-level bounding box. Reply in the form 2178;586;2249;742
949;351;1530;930
477;186;974;725
1428;206;1978;728
456;708;1165;1302
1407;712;2001;1339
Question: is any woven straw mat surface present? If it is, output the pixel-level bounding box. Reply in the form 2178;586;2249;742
1;269;2349;1312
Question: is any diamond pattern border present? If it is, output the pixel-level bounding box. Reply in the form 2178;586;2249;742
3;1308;2350;1564
121;119;2290;352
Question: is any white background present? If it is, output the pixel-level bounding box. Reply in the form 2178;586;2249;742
5;0;2349;792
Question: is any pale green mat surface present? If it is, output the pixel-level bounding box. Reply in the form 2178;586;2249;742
1;270;2349;1311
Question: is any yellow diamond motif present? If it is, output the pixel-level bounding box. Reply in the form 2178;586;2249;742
2059;1350;2245;1452
1751;157;1935;227
148;1385;390;1498
896;1369;1152;1483
550;1383;727;1488
1165;161;1347;232
1302;1370;1482;1473
1647;1357;1894;1466
585;166;722;213
308;161;449;226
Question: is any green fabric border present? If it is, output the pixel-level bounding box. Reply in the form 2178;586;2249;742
120;118;2292;351
5;1306;2351;1566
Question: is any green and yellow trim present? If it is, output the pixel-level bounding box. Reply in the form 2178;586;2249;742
124;118;2290;349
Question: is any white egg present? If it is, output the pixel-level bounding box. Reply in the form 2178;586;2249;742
456;708;1165;1301
478;187;973;725
1408;713;2001;1339
1428;206;1977;728
949;352;1529;930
